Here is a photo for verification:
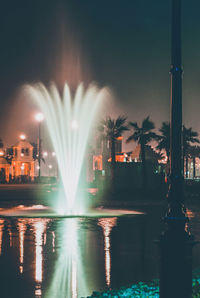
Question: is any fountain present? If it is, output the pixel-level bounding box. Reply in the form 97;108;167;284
0;82;143;218
28;82;107;215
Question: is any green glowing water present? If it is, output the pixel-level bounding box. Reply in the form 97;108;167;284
27;83;107;215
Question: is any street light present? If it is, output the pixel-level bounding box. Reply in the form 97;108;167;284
43;151;48;157
35;113;44;181
20;134;26;140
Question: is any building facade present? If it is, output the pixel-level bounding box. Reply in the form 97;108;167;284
11;139;35;181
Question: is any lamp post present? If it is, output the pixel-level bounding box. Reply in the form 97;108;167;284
159;1;195;297
35;113;44;181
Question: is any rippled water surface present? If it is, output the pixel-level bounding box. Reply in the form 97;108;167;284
0;202;200;298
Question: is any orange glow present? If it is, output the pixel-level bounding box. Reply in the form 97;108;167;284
186;209;194;219
116;136;123;141
93;155;103;170
108;154;125;162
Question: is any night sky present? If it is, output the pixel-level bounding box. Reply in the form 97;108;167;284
1;0;200;151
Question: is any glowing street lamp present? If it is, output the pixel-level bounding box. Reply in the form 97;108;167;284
20;134;26;140
43;152;48;157
35;113;44;180
35;113;44;122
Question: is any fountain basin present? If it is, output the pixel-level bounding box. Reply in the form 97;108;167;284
0;204;144;218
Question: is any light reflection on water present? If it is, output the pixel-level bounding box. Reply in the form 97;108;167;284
17;220;26;274
0;216;119;297
98;218;117;288
45;219;88;298
0;208;166;298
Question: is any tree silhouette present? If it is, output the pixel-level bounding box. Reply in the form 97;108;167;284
98;116;129;179
126;116;157;189
156;122;170;164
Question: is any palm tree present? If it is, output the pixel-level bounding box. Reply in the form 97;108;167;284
188;145;200;178
98;116;129;178
183;126;200;178
156;122;170;164
126;116;157;189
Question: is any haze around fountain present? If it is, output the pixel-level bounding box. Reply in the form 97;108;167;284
27;83;107;215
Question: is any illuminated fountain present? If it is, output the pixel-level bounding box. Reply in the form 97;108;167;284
0;82;143;219
28;82;106;215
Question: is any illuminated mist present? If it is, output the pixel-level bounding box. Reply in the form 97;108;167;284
28;83;107;215
45;219;88;298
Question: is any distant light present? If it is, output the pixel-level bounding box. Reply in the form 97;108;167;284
21;153;24;157
43;152;48;157
0;151;4;156
52;152;56;156
48;165;53;169
20;134;26;140
71;120;78;130
37;166;40;170
35;113;44;122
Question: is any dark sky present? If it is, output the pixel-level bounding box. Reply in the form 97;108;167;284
1;0;200;150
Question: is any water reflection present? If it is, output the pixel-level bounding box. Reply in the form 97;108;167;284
8;225;12;247
98;218;117;287
45;219;88;298
16;218;50;296
17;220;26;274
0;219;4;256
0;208;163;298
32;219;50;296
52;231;55;253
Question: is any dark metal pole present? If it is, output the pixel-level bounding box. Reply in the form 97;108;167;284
168;0;184;216
159;1;195;297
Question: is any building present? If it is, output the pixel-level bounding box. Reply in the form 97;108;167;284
0;152;10;183
93;136;126;171
11;136;35;181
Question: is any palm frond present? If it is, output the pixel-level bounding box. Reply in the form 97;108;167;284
129;121;139;130
142;116;155;131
